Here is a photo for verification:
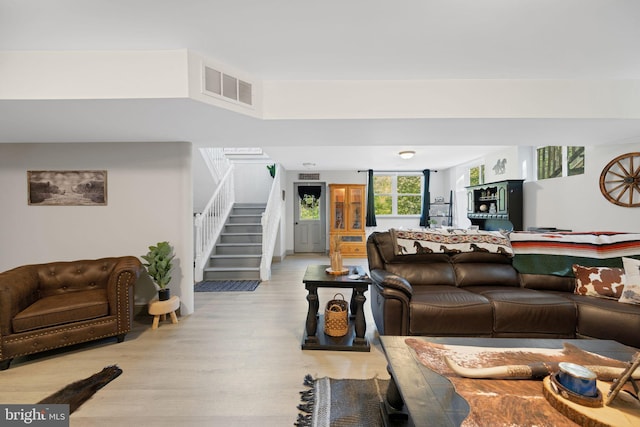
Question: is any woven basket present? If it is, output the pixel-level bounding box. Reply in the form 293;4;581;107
324;293;349;337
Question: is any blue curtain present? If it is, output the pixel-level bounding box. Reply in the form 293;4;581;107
365;169;377;227
419;169;431;227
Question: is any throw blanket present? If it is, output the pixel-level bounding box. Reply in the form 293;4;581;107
510;232;640;276
391;228;513;256
405;339;629;427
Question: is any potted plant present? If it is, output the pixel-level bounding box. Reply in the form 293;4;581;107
141;241;175;301
267;163;276;178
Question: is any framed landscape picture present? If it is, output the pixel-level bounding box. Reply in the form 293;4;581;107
27;170;107;206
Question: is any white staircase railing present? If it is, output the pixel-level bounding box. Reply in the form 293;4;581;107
260;164;283;281
200;147;232;184
194;165;235;282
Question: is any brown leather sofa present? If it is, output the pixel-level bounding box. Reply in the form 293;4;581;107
0;257;142;370
367;231;640;349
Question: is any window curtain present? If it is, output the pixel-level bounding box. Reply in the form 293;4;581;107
298;185;321;209
365;169;377;227
419;169;431;227
297;186;321;200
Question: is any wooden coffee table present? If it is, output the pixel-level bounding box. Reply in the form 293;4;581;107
380;336;639;427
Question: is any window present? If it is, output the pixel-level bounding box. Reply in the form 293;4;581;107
567;146;585;176
537;146;585;180
469;165;485;186
297;186;321;220
373;174;422;215
299;194;319;220
537;146;563;179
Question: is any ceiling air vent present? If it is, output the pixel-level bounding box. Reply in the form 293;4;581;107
203;65;253;107
298;173;320;180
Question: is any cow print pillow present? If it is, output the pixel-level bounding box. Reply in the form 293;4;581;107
619;257;640;305
572;264;625;300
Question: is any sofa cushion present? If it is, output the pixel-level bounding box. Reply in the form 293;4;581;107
454;263;520;288
572;264;625;299
466;287;576;336
563;293;640;348
409;286;493;335
12;289;108;333
384;262;456;287
519;273;576;292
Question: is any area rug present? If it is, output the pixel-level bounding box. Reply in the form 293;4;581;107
194;280;260;292
295;374;389;427
38;365;122;413
405;339;631;427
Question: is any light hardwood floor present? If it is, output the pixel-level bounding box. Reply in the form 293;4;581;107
0;255;390;426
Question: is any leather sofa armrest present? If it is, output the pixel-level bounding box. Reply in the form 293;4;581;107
0;266;40;336
106;256;143;324
370;269;413;297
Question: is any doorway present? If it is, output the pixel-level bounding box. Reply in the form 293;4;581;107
293;183;326;253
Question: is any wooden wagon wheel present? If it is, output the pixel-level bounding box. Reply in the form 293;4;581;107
599;152;640;207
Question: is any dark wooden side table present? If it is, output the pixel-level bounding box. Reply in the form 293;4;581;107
301;264;371;352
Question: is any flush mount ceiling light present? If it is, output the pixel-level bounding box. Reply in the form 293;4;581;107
399;150;416;160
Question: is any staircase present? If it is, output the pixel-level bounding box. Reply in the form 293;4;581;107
202;203;265;280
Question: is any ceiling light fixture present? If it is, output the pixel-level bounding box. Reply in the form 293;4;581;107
399;150;415;160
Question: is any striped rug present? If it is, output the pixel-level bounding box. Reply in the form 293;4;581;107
295;374;389;427
194;280;260;292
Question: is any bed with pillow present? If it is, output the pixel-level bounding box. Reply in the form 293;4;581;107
367;229;640;349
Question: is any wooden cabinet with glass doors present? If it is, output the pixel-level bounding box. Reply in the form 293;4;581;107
329;184;366;257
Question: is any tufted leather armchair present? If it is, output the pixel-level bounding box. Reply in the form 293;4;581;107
0;257;142;370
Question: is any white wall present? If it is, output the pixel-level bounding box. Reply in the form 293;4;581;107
449;141;640;233
263;79;640;119
282;168;452;253
284;170;364;254
0;142;195;314
524;141;640;232
483;146;525;183
0;50;189;100
233;161;274;204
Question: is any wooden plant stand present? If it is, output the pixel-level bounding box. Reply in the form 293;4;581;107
148;295;180;329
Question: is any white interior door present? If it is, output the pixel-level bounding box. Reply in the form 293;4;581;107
294;183;326;253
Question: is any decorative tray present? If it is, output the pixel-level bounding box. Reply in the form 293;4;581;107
326;267;349;275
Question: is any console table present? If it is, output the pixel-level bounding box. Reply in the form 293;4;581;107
301;264;371;352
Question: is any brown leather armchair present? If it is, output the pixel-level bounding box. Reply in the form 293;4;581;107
0;257;142;370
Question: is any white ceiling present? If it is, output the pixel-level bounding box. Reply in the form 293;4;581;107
2;0;640;170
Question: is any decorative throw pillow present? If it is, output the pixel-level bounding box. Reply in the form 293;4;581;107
619;257;640;305
572;264;625;299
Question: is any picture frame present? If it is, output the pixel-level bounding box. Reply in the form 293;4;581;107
27;170;107;206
